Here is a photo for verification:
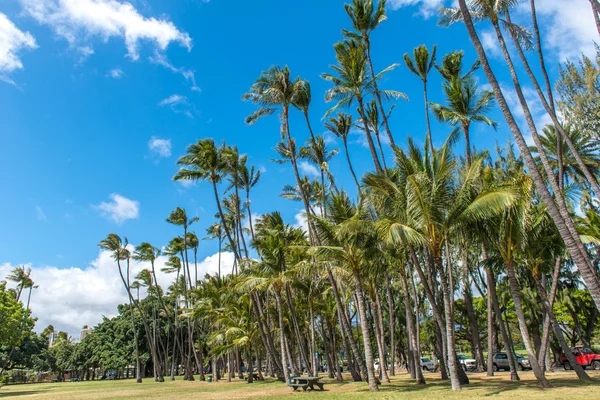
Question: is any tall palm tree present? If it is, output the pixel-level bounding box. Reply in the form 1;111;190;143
404;45;437;155
174;139;241;265
343;0;399;148
358;100;391;169
430;53;497;166
448;0;600;317
6;266;32;303
98;234;143;383
323;40;404;174
292;80;316;140
325;113;361;191
206;222;225;279
299;135;340;214
238;162;261;241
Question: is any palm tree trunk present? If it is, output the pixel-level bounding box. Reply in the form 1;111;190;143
118;258;142;384
401;268;426;384
455;0;600;312
424;80;435;156
385;277;396;376
371;291;390;383
372;125;388;169
343;139;361;192
462;123;472;167
505;260;551;388
590;0;600;37
538;257;561;368
285;283;310;372
309;300;318;376
462;252;484;372
352;270;379;392
212;179;241;263
364;36;397;149
533;274;590;380
436;256;461;390
274;289;290;383
327;267;368;378
506;10;600;198
356;95;384;174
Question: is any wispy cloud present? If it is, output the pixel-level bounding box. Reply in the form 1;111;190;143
149;51;200;92
94;193;139;223
0;13;37;85
36;205;47;221
159;94;197;118
148;136;171;158
106;68;123;79
20;0;191;60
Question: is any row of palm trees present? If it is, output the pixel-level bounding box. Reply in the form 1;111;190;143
96;0;599;393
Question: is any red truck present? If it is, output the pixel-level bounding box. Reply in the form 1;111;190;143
559;347;600;370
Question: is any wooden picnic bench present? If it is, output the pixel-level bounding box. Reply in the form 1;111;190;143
288;376;324;391
244;372;260;381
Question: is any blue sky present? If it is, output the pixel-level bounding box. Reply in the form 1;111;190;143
0;0;596;335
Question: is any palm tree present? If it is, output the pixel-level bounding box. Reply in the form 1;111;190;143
325;113;361;191
174;139;241;266
98;234;142;383
299;135;340;214
529;124;600;190
358;100;391;169
430;53;497;166
238;162;261;241
404;45;437;155
186;232;200;287
6;266;32;303
323;39;404;174
292;80;316;140
206;222;225;279
343;0;399;149
448;0;600;317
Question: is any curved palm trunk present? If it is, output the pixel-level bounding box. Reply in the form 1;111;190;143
538;257;561;368
285;283;310;372
455;0;600;313
356;95;383;174
534;274;589;380
505;260;551;388
352;270;379;392
372;124;388;170
343;139;361;192
506;11;600;198
589;0;600;37
118;258;142;383
371;290;390;383
364;36;397;149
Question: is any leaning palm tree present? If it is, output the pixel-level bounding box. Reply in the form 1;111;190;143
429;73;497;166
343;0;399;148
404;45;437;155
292;80;316;140
325;113;361;191
98;234;142;383
299;135;340;213
446;0;600;317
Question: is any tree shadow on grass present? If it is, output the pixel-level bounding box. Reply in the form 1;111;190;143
0;389;48;398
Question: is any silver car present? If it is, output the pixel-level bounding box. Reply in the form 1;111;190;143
420;358;435;372
492;352;531;371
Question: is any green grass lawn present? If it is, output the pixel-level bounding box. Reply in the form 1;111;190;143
1;371;600;399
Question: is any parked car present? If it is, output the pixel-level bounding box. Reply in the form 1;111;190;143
492;352;531;371
420;358;435;372
456;354;477;371
559;347;600;370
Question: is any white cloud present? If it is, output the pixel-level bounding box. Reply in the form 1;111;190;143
388;0;445;18
480;29;501;58
95;193;139;223
0;13;37;78
159;94;196;118
299;161;319;177
0;250;234;337
20;0;191;60
519;0;597;60
107;67;123;78
35;205;47;221
148;136;171;158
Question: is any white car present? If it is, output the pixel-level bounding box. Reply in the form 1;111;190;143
457;354;477;371
420;358;435;372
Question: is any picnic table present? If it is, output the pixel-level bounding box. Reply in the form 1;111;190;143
288;376;324;391
244;372;260;381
